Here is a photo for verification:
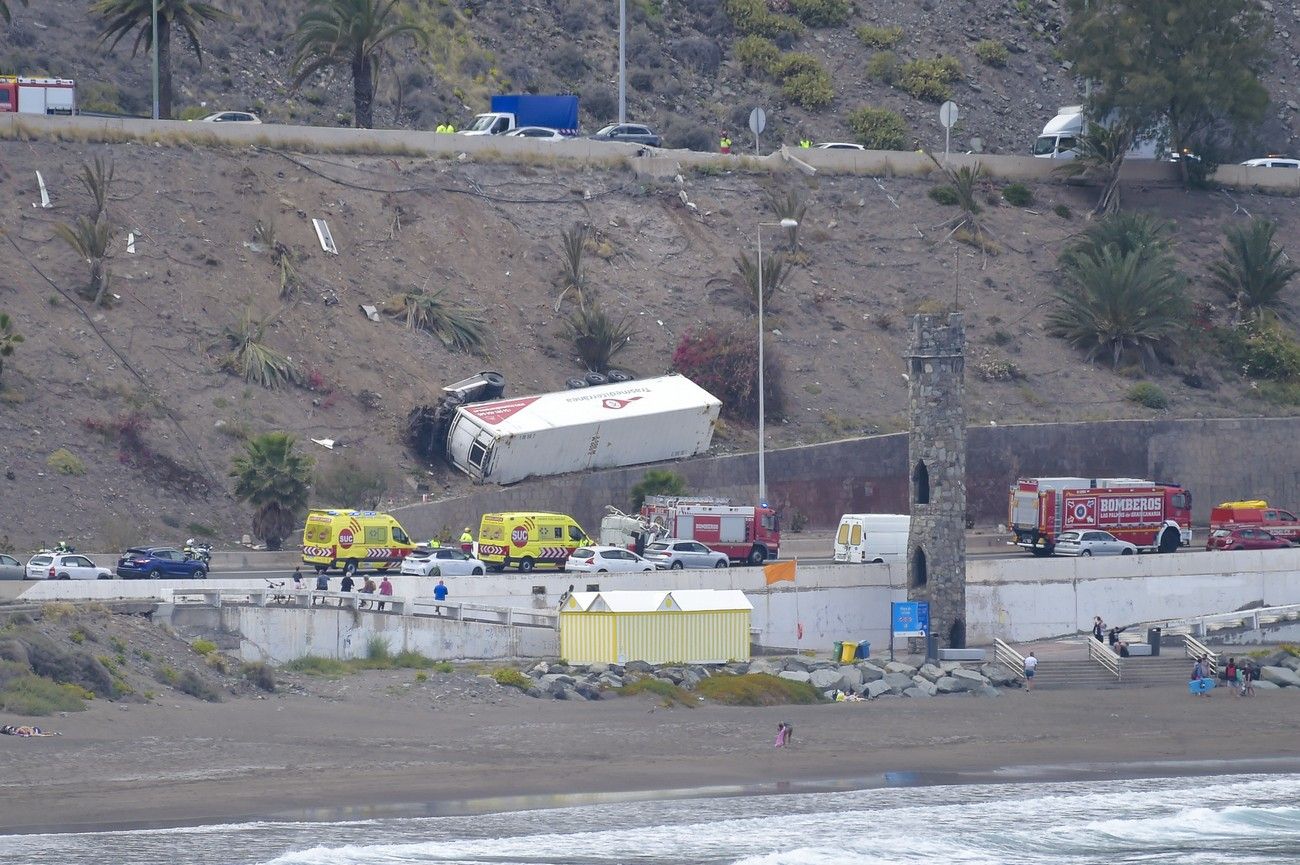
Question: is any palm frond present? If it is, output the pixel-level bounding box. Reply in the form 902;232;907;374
735;249;791;312
55;216;114;305
222;311;303;388
385;289;487;354
566;303;636;373
1207;218;1299;323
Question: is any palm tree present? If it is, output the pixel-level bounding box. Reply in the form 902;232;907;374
291;0;429;129
223;309;304;388
55;216;114;306
566;303;636;373
1053;120;1136;216
1059;211;1174;271
1046;246;1186;369
230;432;314;551
1208;218;1299;324
93;0;230;119
735;248;792;312
0;312;23;384
0;0;28;25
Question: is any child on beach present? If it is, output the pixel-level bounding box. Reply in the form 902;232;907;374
774;722;793;748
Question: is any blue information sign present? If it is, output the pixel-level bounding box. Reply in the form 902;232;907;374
891;601;930;638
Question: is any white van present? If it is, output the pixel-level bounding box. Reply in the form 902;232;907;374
833;514;910;564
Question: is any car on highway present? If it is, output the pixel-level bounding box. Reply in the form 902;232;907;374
1241;156;1300;169
27;552;114;580
199;111;261;123
0;553;24;580
1052;530;1138;557
642;539;730;570
504;126;568;141
400;547;487;576
1205;526;1294;551
590;123;662;147
115;547;209;579
565;546;657;574
815;142;865;150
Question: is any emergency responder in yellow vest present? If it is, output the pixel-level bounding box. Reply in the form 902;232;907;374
436;123;446;133
427;537;441;548
460;527;474;554
720;133;732;154
799;136;812;149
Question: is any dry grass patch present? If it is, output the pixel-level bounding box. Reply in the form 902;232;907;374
695;672;822;705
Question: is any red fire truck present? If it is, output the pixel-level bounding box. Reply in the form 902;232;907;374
640;495;780;564
1008;477;1192;556
0;76;76;115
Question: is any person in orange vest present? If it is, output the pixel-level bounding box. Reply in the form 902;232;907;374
720;132;733;154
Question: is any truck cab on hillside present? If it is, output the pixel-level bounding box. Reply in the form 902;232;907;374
460;94;579;137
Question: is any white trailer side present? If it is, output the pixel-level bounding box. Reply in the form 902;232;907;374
445;375;721;484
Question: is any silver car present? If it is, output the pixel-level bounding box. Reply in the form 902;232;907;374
1054;530;1137;557
0;554;23;580
642;539;729;570
26;552;114;580
400;547;487;576
566;546;656;574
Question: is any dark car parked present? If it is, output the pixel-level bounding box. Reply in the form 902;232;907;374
116;547;209;579
1205;526;1294;551
591;123;662;147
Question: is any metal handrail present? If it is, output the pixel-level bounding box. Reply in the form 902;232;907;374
1184;634;1219;674
1150;603;1300;638
1088;636;1122;680
993;638;1024;674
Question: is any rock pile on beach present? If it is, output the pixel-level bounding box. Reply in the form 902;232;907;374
517;656;1022;701
1249;649;1300;690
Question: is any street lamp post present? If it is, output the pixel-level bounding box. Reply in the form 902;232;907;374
618;0;627;125
756;217;798;506
151;0;160;120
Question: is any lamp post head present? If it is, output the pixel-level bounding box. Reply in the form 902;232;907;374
779;218;799;228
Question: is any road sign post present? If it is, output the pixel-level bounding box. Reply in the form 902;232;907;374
748;107;766;155
939;100;959;162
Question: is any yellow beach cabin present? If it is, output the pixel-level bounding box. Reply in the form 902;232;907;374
559;590;752;666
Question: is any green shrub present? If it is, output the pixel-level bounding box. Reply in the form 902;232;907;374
415;671;428;682
866;50;900;84
240;661;276;692
846;106;909;150
735;34;779;74
433;661;454;673
492;667;531;690
69;629;86;645
191;639;217;656
630;468;688;511
1256;381;1300;405
392;650;436;669
928;186;960;205
723;0;803;38
1054;203;1073;219
974;358;1025;382
1218;322;1300;381
365;636;390;662
856;24;904;48
898;55;962;103
0;674;92;715
788;0;850;27
283;655;349;676
696;672;821;705
155;664;179;685
974;39;1009;66
1126;382;1169;410
1002;183;1034;206
46;449;87;476
176;669;222;702
619;677;695;707
781;69;833;108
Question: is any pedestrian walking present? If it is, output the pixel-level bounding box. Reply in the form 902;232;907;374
292;567;304;591
1023;652;1038;691
378;575;394;611
341;572;355;594
433;579;448;615
314;570;329;604
1189;655;1215;697
1092;616;1105;643
360;576;377;609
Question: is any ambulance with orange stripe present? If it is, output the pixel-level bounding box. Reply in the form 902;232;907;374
301;509;417;576
476;511;593;572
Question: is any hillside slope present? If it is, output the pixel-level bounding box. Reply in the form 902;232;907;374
3;135;1300;549
4;0;1297;156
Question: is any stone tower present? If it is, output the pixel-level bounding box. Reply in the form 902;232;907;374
906;313;967;650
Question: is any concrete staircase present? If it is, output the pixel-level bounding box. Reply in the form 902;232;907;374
1029;655;1191;690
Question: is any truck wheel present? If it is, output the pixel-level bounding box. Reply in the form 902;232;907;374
607;370;634;383
343;561;359;577
584;372;608;386
518;557;535;572
747;547;766;565
565;377;588;390
1158;529;1180;554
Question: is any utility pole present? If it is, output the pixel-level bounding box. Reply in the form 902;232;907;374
618;0;627;124
151;0;160;120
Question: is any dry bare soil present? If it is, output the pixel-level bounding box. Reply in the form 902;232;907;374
1;136;1299;548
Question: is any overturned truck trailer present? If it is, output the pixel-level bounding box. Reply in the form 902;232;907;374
445;375;721;484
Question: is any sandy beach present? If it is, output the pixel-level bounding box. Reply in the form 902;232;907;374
3;667;1297;835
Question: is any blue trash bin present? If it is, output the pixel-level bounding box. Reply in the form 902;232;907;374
855;640;870;659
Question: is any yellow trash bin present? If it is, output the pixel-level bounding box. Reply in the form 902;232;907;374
840;640;858;663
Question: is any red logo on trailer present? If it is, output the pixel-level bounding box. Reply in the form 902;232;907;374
601;397;642;410
1064;497;1096;528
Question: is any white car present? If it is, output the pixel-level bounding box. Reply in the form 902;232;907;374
504;126;567;141
1053;530;1138;557
1241;156;1300;169
642;539;730;570
199;111;261;123
26;552;114;580
565;546;656;574
815;142;865;150
400;547;486;576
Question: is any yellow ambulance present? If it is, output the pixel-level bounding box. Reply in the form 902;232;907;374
301;509;416;575
477;511;593;572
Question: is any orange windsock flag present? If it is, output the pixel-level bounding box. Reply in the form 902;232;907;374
764;559;796;585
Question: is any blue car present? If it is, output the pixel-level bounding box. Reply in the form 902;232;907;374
116;547;208;579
